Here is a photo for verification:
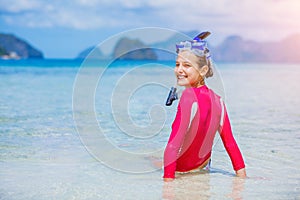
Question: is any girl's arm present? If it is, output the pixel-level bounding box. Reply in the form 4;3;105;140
219;104;246;177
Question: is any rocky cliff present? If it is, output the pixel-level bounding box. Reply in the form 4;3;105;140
77;32;300;63
77;37;157;60
0;33;43;59
112;37;157;60
212;34;300;63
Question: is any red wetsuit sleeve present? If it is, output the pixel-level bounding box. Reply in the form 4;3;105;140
163;90;195;178
219;105;245;171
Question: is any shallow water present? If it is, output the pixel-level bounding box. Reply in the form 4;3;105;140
0;60;299;199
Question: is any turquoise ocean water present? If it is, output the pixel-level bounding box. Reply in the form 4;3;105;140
0;59;299;199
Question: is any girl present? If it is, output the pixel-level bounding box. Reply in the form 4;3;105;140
163;32;246;181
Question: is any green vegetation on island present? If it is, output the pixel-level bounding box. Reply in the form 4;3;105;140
0;33;43;59
0;46;7;56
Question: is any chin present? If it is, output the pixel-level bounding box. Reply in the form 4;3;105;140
177;80;189;87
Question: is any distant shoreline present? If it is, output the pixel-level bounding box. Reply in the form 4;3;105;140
1;58;300;67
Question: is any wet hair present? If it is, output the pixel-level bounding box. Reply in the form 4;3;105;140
194;49;213;78
194;32;213;78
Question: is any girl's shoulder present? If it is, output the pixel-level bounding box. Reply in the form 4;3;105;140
181;87;199;99
180;86;210;104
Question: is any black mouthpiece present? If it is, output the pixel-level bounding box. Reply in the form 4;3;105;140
165;87;178;106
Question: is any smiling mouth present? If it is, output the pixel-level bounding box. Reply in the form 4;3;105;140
177;75;187;79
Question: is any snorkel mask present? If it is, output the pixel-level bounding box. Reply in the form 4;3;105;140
176;31;211;59
165;31;211;106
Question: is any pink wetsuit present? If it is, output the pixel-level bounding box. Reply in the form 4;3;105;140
163;85;245;178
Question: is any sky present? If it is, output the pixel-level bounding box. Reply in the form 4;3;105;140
0;0;299;58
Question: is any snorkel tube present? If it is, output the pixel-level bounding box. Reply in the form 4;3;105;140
165;87;178;106
165;31;211;106
194;31;211;41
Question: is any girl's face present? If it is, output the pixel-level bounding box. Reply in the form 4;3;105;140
175;51;201;88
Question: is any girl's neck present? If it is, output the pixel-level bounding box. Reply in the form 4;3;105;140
185;83;205;88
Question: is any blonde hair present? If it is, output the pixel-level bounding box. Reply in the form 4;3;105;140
194;49;213;78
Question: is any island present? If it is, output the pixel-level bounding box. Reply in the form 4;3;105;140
0;33;44;59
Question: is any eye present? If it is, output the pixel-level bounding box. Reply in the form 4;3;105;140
175;62;180;67
183;63;191;68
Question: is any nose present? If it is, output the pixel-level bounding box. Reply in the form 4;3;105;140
175;63;184;74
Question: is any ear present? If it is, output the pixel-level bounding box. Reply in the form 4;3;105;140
200;65;209;77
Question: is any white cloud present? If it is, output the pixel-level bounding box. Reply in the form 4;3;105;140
154;0;300;42
0;0;43;13
0;0;299;41
119;0;144;9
